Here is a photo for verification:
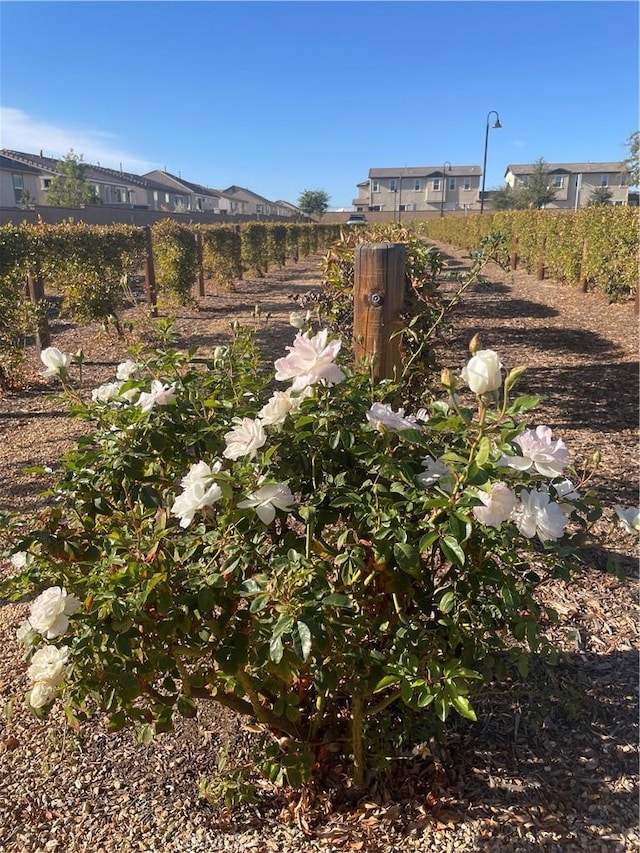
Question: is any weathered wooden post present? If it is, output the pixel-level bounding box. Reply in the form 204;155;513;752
578;239;589;293
536;236;546;281
26;262;51;353
353;242;406;381
143;225;158;317
195;231;206;298
510;235;519;271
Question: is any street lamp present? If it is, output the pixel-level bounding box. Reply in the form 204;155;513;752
480;110;502;214
440;161;452;217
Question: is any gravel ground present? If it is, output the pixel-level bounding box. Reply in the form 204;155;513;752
0;246;638;852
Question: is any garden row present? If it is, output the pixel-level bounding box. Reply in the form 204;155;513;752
422;206;639;301
0;220;342;384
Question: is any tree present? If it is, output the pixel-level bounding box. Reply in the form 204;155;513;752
588;186;613;206
47;150;100;207
622;130;639;187
297;189;330;220
488;184;530;211
523;158;559;209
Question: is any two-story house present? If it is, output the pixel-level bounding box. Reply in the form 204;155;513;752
0;149;173;209
504;162;631;208
0;154;42;207
353;166;483;213
222;185;282;216
143;170;226;213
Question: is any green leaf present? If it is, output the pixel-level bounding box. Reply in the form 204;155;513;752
373;674;401;694
322;592;353;609
393;542;420;577
438;590;455;614
440;535;465;568
509;394;541;414
451;694;477;721
269;634;284;664
293;620;312;661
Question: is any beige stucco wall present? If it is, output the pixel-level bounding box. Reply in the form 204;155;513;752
0;169;40;208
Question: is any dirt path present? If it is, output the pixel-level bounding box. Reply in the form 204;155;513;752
0;244;638;853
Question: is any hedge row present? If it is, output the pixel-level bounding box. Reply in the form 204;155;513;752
422;207;639;301
0;220;342;384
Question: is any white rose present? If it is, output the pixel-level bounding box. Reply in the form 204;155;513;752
223;418;267;461
171;480;223;528
29;680;59;709
27;644;70;686
91;381;123;403
461;349;503;395
116;360;143;381
472;482;516;527
40;347;71;377
29;587;82;639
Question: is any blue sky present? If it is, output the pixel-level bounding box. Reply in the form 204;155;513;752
1;1;638;208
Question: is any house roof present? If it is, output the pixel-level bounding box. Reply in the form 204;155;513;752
506;161;625;176
2;149;60;174
1;149;170;191
223;185;273;204
369;165;481;179
0;154;42;174
143;170;221;197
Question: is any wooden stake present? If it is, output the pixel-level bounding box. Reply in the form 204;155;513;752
510;235;519;271
353;242;406;381
143;225;158;316
578;239;589;292
536;236;546;281
195;231;205;297
26;263;51;353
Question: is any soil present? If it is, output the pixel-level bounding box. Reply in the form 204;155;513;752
0;244;638;853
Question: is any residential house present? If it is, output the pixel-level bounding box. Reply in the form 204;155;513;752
222;185;280;216
504;162;631;208
272;199;305;218
0;154;41;207
0;149;172;209
143;170;225;213
353;166;483;213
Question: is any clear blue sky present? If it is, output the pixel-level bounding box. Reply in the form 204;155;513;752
1;1;638;208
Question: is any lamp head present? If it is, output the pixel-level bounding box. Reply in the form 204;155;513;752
493;118;502;129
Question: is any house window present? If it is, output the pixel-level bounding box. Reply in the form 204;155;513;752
463;178;471;191
372;180;380;192
256;204;263;214
413;179;421;191
370;205;381;212
552;175;564;188
153;191;159;202
433;178;441;191
12;174;24;203
619;173;628;186
41;177;52;189
601;174;609;187
389;179;397;192
449;177;456;191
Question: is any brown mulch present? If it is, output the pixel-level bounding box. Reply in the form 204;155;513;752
0;246;638;853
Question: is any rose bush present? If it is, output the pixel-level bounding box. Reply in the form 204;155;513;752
3;320;629;792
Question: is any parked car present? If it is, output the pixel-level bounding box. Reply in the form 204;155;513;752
345;214;368;225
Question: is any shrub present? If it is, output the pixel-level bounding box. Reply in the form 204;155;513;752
4;319;612;793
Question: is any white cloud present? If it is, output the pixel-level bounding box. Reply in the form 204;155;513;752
512;139;526;148
0;107;158;173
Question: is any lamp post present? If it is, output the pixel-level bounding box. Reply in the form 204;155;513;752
440;161;452;217
480;110;502;214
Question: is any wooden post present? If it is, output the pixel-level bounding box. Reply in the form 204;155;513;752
195;231;205;298
510;235;519;271
578;239;589;292
536;236;546;281
143;225;158;316
353;242;406;381
26;263;51;353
